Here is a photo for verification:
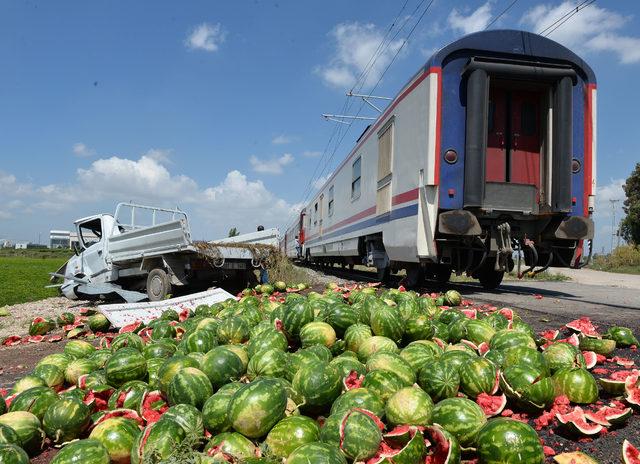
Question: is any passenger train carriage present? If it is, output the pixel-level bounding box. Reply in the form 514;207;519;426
282;30;596;288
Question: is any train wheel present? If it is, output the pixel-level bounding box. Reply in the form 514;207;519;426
477;260;504;289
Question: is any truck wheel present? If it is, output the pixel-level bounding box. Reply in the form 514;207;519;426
147;268;172;301
434;265;451;284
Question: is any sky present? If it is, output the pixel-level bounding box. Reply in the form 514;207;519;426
0;0;638;253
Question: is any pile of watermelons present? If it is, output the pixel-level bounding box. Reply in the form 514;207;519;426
1;282;640;464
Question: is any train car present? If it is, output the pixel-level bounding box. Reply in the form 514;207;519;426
281;208;306;259
297;29;596;288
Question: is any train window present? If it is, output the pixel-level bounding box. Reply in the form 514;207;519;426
328;186;334;216
521;102;536;136
314;202;318;225
488;101;495;133
378;124;392;186
352;157;361;200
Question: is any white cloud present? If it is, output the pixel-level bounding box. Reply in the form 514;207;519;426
144;148;173;165
317;22;404;89
520;1;640;64
271;135;295;145
303;150;322;158
249;153;294;175
313;172;333;190
186;23;226;52
448;2;494;35
72;142;95;157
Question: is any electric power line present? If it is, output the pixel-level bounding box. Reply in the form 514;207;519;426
538;0;595;36
485;0;519;30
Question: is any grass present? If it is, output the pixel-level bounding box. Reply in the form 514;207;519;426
265;252;314;285
0;254;68;306
590;245;640;275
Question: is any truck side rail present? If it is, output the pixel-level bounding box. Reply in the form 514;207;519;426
113;202;190;235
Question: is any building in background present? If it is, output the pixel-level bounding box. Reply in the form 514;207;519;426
49;229;98;249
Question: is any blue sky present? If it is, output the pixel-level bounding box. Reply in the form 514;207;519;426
0;0;638;252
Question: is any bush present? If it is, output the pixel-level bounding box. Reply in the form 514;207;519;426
591;245;640;272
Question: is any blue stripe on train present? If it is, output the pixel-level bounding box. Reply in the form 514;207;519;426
305;203;419;246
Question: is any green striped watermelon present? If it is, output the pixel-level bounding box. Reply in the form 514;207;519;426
282;300;315;338
51;439;110;464
0;443;29;464
292;361;342;407
500;365;555;410
285;442;347;464
201;346;245;389
362;370;408;402
385;385;434;426
105;348;148;387
285;350;321;381
464;319;496;345
366;352;416;385
89;417;141;464
300;321;337;348
111;333;145;352
502;347;550;376
459;357;497;398
157;355;201;393
142;340;177;359
400;343;438;372
431;397;487;448
36;353;72;372
330;387;385;418
131;419;185;464
162;403;204;436
204;432;257;460
444;290;462;306
552;367;598;404
88;350;113;369
64;340;96;359
0;411;44;455
418;359;460;402
344;323;373;353
265;415;320;458
217;316;250;344
167;367;213;408
489;330;536;352
64;359;98;386
370;306;404;343
0;424;20;445
107;380;149;410
180;329;217;354
32;364;64;390
425;424;461;464
476;418;544;463
247;348;287;380
42;397;91;444
357;336;399;361
329;356;367;379
247;328;288;358
327;303;359;336
202;382;243;434
88;313;111;333
150;320;176;340
339;408;383;460
404;314;434;342
227;378;287;438
9;387;58;421
543;342;583;373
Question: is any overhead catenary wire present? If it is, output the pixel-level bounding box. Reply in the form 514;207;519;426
484;0;519;30
538;0;595;36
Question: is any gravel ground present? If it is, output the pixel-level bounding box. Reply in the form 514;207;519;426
0;296;91;340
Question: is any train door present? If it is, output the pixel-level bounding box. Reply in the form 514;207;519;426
486;84;542;193
376;122;393;215
318;194;324;235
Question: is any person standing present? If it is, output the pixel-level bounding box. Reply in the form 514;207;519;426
295;235;302;259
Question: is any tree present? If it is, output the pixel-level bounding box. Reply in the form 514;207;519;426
228;227;240;237
620;162;640;246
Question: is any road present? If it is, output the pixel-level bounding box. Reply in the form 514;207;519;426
447;278;640;332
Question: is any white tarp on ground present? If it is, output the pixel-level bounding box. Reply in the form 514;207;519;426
98;288;236;328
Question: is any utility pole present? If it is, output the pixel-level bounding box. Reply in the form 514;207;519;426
609;199;620;253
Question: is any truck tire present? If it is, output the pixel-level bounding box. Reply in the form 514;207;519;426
147;268;172;301
434;265;451;284
477;260;504;290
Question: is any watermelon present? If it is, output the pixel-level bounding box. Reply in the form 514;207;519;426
543;342;583;373
167;367;213;409
606;327;639;347
64;358;97;385
131;419;185;464
501;347;549;376
36;353;72;372
327;303;359;337
150;320;176;340
0;444;29;464
463;319;496;345
500;366;555;410
370;425;427;463
228;378;287;438
444;290;462;306
476;418;544;463
0;423;20;446
370;305;404;343
357;336;399;361
282;300;315;338
300;321;337;348
202;383;243;434
418;359;460;402
107;380;149;410
247;348;287;380
105;348;148;387
201;346;245;389
217;316;250;344
292;361;342;407
459;357;497;398
88;313;111;332
440;349;476;371
162;403;204;436
402;314;434;342
180;329;217;354
111;333;145;352
489;330;536;352
29;317;51;336
431;397;487;448
64;339;96;358
89;417;141;464
0;411;44;455
285;442;347;464
43;397;91;444
330;387;385;418
204;431;257;459
424;424;461;464
11;377;46;395
9;386;58;420
385;385;434;426
265;415;321;458
556;406;603;436
339;409;383;460
400;343;438;372
366;352;416;385
330;356;367;379
157;355;200;392
623;440;640;464
221;344;249;368
552;367;598;404
476;393;507;417
362;370;407;402
50;439;109;463
247;328;288;358
143;340;177;359
578;337;616;355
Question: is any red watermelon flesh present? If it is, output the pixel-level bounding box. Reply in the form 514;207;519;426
141;391;168;423
476;393;507;417
565;317;599;337
584;405;632;426
556;406;603;435
425;425;455;464
119;321;144;333
93;408;145;428
343;371;364;390
2;335;21;346
624;440;640;464
582;351;597;369
625;373;640;406
540;330;559;341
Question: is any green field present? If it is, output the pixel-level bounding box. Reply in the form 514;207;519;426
0;252;69;306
